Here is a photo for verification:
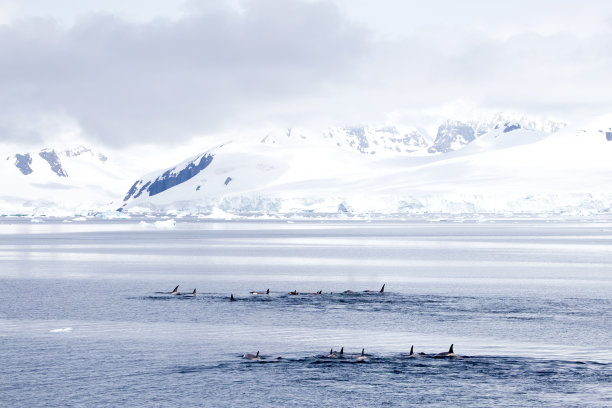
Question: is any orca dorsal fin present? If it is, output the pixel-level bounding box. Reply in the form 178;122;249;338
192;289;197;295
256;351;259;357
266;288;270;294
380;284;385;293
171;285;179;294
330;348;333;354
230;294;235;301
449;344;454;353
410;345;414;356
318;290;322;294
361;348;365;356
340;347;344;355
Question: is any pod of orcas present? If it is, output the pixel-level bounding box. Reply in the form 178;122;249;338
248;287;383;296
155;285;460;361
243;344;460;361
157;284;385;301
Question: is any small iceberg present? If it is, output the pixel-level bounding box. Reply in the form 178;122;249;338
154;219;176;230
50;327;72;333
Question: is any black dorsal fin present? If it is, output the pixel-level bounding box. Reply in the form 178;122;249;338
330;348;333;354
361;348;365;356
380;284;385;293
192;289;197;295
266;288;270;294
340;347;344;355
410;345;414;356
449;344;454;353
256;351;259;357
172;285;179;293
230;294;235;301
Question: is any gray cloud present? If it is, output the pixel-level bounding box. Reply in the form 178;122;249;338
1;0;612;148
0;0;369;145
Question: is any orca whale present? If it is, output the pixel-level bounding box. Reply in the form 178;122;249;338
356;348;367;361
288;290;299;295
434;344;459;358
364;284;385;293
182;289;197;297
155;285;181;295
230;294;236;301
326;348;337;358
308;290;322;295
243;351;261;360
406;345;426;356
250;289;270;295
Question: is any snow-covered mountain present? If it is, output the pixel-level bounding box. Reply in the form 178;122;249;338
4;112;611;217
1;144;131;215
9;146;108;178
117;113;612;216
428;114;566;153
258;113;566;157
324;125;431;155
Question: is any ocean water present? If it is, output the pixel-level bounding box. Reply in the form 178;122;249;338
0;217;611;407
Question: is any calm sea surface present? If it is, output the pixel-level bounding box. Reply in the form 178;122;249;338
0;217;611;407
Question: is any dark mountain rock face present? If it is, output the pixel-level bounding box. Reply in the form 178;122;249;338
344;127;369;153
329;126;430;155
503;123;521;133
14;153;33;175
428;121;475;153
123;153;214;202
39;149;68;177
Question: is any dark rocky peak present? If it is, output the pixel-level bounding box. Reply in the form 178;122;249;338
123;152;215;202
503;122;522;133
14;153;33;175
39;149;68;177
343;127;369;153
428;121;475;154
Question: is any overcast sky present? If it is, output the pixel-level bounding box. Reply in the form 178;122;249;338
1;0;611;148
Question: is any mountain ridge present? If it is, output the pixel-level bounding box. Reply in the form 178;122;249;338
3;112;611;217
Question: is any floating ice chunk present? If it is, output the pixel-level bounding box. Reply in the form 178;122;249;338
204;207;237;220
153;219;176;230
50;327;72;333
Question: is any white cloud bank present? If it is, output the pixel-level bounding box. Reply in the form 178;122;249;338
0;0;611;148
